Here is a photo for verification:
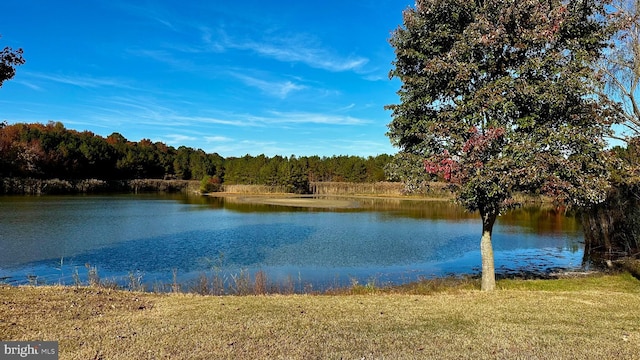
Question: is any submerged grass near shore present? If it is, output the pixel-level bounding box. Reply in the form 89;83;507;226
1;273;639;359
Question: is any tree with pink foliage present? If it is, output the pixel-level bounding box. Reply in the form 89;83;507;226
386;0;623;290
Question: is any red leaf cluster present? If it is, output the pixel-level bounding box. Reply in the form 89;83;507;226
461;126;505;154
424;126;506;183
424;150;459;182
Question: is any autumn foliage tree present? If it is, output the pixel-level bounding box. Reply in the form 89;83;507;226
387;0;621;290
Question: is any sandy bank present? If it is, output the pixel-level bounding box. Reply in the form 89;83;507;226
208;192;451;209
208;193;360;208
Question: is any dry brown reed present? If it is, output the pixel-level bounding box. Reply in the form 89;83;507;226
221;184;289;194
310;181;404;195
309;181;456;198
253;270;268;295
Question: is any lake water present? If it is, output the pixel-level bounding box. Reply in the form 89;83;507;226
0;194;584;291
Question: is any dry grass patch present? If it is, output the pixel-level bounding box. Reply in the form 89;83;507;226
1;274;639;359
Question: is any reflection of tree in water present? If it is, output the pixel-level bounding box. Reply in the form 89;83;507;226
500;206;581;236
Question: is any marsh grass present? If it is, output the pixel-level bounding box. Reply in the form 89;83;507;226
253;270;268;295
221;184;289;194
189;273;210;295
31;258;639;298
311;181;406;196
32;262;618;297
86;263;100;287
229;269;251;295
1;273;639;359
57;264;302;296
127;271;145;292
171;268;180;293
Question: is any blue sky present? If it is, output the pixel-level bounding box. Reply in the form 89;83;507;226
1;1;412;157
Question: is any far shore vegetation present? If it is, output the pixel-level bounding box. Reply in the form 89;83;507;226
0;121;400;195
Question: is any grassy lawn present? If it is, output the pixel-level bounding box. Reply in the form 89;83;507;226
1;273;639;359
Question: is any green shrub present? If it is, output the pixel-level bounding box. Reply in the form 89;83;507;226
200;175;221;193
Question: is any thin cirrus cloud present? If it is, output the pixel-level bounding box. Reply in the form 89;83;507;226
161;134;197;144
34;90;371;131
128;49;197;71
210;139;286;156
172;115;257;127
264;111;370;125
13;80;43;91
246;40;369;72
230;73;306;98
122;2;370;73
171;111;369;128
193;26;369;73
205;136;233;143
23;72;135;89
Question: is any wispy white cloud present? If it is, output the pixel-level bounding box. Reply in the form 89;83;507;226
230;73;306;98
162;134;197;144
336;103;356;112
161;25;369;73
205;136;393;158
111;1;178;31
14;80;43;91
179;111;370;127
197;26;227;53
58;119;114;130
91;96;177;125
362;73;387;82
173;115;258;127
24;72;134;89
227;33;369;72
207;139;286;156
126;49;198;70
21;88;372;131
153;16;177;31
114;2;370;74
242;39;368;72
264;111;370;125
205;136;233;142
109;99;370;127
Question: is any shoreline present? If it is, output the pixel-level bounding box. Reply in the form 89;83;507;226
206;192;454;209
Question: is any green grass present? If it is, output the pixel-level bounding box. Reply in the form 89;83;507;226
1;273;639;359
497;272;640;293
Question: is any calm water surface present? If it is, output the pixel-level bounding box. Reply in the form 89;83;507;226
0;194;584;290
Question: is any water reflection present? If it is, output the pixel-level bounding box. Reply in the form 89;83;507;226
0;194;583;289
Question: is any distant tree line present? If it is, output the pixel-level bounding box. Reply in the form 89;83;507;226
0;122;394;193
